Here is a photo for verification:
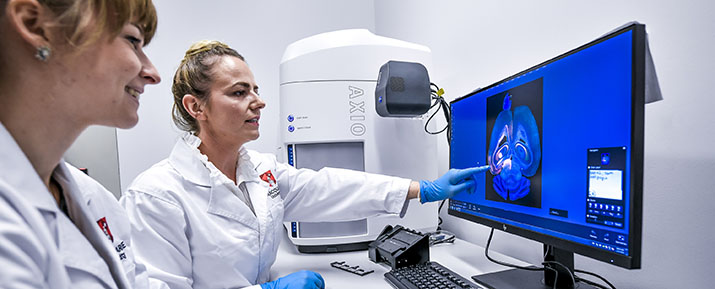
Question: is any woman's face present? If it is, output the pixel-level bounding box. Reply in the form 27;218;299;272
56;23;161;129
200;55;265;146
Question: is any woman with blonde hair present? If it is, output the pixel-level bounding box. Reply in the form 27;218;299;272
121;40;487;289
0;0;163;287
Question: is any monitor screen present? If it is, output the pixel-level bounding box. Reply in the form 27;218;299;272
448;23;644;287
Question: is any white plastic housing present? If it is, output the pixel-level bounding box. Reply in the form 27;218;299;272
280;29;438;248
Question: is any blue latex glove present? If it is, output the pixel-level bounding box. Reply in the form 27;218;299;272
260;270;325;289
419;165;490;203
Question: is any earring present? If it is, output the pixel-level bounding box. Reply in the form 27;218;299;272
35;46;51;62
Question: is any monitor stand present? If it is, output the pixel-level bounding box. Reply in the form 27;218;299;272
472;245;599;289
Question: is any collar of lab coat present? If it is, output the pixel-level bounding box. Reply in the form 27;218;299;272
0;122;123;288
0;123;61;215
0;123;73;286
52;161;129;289
170;133;261;187
171;133;263;228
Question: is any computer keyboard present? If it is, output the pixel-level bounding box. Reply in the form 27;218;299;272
385;261;483;289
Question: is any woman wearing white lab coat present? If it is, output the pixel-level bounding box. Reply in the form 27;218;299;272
120;41;485;289
0;0;163;288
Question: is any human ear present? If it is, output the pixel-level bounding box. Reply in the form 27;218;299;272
5;0;53;51
182;94;207;121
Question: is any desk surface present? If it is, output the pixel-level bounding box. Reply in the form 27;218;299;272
271;231;528;288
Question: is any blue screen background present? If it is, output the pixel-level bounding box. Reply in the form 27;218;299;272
450;30;633;254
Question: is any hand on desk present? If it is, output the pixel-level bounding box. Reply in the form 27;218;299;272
419;165;490;203
260;270;325;289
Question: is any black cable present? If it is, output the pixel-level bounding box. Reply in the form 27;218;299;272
430;82;440;91
541;246;577;288
437;199;446;229
424;97;449;134
424;82;452;230
428;200;455;247
485;228;543;271
428;192;454;246
484;230;569;289
485;228;617;289
424;82;451;145
575;277;610;289
542;265;559;289
542;261;576;288
574;269;617;289
484;229;577;289
440;97;451;141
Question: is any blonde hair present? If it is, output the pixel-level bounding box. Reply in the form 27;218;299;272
37;0;158;48
171;40;244;132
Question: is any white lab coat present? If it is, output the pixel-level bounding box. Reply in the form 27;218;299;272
0;123;161;289
120;133;411;289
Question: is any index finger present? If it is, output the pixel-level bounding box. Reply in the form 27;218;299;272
450;165;490;183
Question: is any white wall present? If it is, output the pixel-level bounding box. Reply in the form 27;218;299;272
375;0;715;288
117;0;376;192
65;125;121;196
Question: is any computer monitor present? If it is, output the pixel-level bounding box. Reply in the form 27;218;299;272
448;23;645;289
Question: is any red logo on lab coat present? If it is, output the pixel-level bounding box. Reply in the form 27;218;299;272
97;217;114;242
260;170;277;188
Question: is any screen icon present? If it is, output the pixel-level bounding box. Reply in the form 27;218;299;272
601;153;610;165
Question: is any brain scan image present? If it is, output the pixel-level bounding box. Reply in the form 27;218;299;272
487;93;542;201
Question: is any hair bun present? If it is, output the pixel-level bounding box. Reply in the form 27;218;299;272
183;40;230;61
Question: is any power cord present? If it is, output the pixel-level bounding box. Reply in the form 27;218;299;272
574;269;616;289
576;278;611;289
542;245;577;288
483;228;617;289
429;198;455;246
424;82;451;145
437;199;446;229
484;228;544;272
483;228;562;289
424;82;452;231
542;260;576;288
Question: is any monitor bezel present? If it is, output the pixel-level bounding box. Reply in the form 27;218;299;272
448;23;645;269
